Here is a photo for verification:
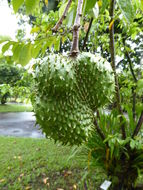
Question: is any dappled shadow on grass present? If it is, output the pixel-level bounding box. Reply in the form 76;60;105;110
0;137;102;190
27;168;85;190
1;168;102;190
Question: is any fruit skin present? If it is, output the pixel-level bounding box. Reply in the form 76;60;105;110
32;52;114;145
76;52;114;110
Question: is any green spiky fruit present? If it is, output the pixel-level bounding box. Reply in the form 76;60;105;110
32;52;114;145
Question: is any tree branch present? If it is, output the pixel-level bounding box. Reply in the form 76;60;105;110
52;0;72;32
109;0;126;139
123;39;139;125
123;44;143;138
82;17;93;51
125;45;137;122
132;111;143;138
70;0;84;57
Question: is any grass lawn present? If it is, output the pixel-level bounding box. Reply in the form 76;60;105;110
0;104;33;112
0;137;103;190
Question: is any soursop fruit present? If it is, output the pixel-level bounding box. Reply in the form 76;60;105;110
32;52;114;145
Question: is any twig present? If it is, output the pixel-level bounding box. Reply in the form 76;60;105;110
82;17;93;51
52;0;72;32
70;0;84;57
109;0;126;139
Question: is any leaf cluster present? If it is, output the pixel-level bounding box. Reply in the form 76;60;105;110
85;110;143;188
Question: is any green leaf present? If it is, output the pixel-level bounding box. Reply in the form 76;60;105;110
41;36;56;53
25;0;39;14
12;0;24;13
2;42;11;54
100;0;110;13
138;79;143;88
116;0;135;23
66;2;76;27
31;43;41;58
54;37;61;51
141;0;143;11
137;79;143;89
12;43;22;63
130;140;135;149
59;3;67;18
30;27;41;34
84;0;97;12
132;0;140;11
19;43;32;66
11;42;32;65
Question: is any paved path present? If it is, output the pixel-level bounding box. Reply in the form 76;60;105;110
0;112;45;138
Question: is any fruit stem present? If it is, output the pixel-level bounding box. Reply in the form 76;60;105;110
70;0;84;57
